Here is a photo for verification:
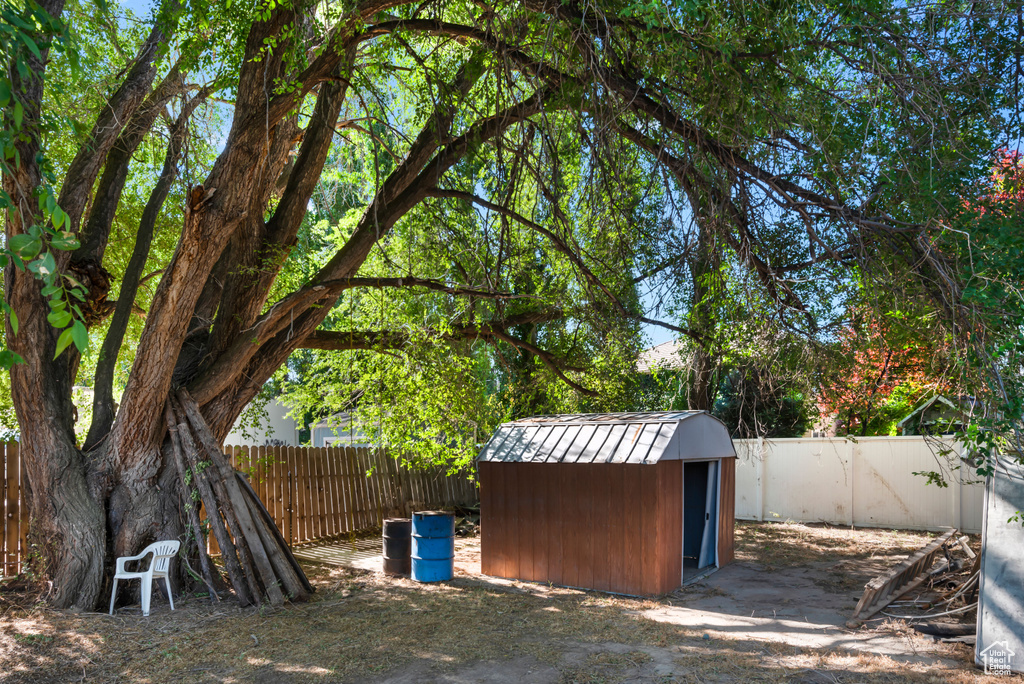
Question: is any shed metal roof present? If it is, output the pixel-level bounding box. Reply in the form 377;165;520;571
477;411;736;465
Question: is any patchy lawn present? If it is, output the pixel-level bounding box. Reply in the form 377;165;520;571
0;522;1011;683
734;520;940;568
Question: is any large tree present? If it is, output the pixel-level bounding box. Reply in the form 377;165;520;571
2;0;1016;609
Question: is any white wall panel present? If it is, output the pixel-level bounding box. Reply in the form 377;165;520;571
733;440;763;520
733;437;985;533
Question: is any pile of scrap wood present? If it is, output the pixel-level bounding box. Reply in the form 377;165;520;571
165;389;313;608
454;505;480;537
847;528;980;642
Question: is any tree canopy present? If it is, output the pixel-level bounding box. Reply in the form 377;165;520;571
1;0;1020;610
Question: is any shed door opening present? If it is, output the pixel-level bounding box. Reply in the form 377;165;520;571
682;460;719;582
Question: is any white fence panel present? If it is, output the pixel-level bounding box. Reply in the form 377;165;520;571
764;439;852;525
959;473;986;534
853;437;955;530
733;437;985;533
733;440;762;520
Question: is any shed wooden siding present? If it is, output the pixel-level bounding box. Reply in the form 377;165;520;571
480;460;685;596
718;456;736;565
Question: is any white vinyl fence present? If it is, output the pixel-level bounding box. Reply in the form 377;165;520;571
733;437;985;533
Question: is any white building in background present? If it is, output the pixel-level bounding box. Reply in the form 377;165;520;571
225;399;301;446
310;412;371;447
224;400;372;448
636;339;686;373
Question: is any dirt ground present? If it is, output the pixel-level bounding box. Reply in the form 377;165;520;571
0;522;1016;683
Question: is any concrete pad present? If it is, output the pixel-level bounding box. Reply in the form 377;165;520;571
643;561;946;664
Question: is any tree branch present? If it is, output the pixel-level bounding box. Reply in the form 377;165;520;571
300;310;568;350
426;188;635;318
189;86;549;417
299;306;595;396
58;0;180;236
73;60;185;268
84;88;210;453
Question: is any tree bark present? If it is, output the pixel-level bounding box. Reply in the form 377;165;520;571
3;0;107;611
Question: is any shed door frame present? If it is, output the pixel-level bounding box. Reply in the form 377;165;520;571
681;458;722;584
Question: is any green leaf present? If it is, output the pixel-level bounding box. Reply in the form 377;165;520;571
51;206;65;228
13;100;22;129
50;232;79;250
39;251;56;276
9;234;41;259
0;80;10;107
19;32;42;60
9;309;18;335
47;309;71;328
54;327;74;358
71;319;88;352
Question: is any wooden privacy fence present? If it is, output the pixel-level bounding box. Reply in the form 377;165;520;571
221;446;477;550
0;443;477;576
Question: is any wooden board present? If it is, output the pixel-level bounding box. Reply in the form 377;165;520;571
622;465;644;596
639;465;660;596
606;461;626;593
504;462;521;581
850;528;955;624
576;464;595;591
478;462;493;575
545;464;565;586
590;464;611;592
484;461;508;577
561;464;581;589
718;457;736;565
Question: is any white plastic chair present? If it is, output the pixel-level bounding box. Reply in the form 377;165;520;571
108;540;180;616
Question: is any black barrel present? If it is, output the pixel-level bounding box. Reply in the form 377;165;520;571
382;517;412;576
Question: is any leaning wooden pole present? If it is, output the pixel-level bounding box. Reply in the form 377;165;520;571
236;471;314;595
170;396;269;605
166;399;257;607
177;389;312;604
164;402;221;603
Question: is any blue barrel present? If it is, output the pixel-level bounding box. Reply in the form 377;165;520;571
411;511;455;582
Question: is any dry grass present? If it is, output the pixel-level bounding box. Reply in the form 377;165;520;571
734;520;939;569
0;525;1012;683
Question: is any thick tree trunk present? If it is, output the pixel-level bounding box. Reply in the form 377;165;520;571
17;435;106;611
2;0;107;611
684;187;723;413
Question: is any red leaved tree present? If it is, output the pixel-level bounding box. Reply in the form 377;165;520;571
816;310;950;436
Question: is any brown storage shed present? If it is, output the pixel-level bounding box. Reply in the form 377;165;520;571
478;411;737;597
